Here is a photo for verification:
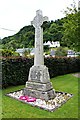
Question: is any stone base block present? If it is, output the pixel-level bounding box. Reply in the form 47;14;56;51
28;65;50;83
26;81;53;92
23;65;56;101
23;88;56;101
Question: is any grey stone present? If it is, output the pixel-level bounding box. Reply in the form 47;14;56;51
26;81;53;92
23;88;56;101
28;65;50;83
31;10;48;66
23;10;56;101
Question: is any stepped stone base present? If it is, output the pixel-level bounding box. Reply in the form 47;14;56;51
23;88;55;101
23;65;56;101
26;81;53;91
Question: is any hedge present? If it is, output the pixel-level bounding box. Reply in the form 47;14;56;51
2;56;80;88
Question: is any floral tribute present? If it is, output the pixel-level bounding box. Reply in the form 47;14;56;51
19;96;36;102
6;89;73;112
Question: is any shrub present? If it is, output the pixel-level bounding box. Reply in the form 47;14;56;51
44;45;49;52
2;56;80;88
1;49;20;57
55;47;67;56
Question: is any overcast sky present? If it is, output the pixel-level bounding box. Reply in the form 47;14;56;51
0;0;78;39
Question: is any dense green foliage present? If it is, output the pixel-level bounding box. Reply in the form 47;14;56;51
62;2;80;51
2;57;80;88
1;25;35;50
1;49;20;57
55;47;67;56
1;19;64;51
2;74;78;118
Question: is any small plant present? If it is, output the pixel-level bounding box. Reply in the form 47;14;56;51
44;45;50;52
23;49;31;57
55;47;67;56
1;49;20;57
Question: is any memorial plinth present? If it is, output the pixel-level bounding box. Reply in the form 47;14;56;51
23;10;56;101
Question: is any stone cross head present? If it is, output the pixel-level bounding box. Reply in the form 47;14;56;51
31;9;49;28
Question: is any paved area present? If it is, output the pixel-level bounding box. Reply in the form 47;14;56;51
72;73;80;78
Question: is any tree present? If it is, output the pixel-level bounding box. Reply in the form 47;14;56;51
55;47;67;57
49;22;63;42
62;1;80;51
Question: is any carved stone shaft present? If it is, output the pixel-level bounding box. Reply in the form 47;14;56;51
31;9;48;66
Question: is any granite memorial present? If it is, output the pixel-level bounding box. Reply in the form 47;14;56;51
23;10;56;101
6;9;73;112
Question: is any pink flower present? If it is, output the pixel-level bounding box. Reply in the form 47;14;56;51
19;96;36;102
19;96;29;100
27;97;36;102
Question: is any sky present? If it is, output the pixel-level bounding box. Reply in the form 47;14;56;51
0;0;78;39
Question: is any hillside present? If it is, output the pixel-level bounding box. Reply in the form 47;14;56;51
1;18;65;51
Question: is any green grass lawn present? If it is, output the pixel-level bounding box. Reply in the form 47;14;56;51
2;73;79;118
